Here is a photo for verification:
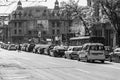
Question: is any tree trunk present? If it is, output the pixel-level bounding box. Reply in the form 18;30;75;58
117;32;120;47
113;32;117;48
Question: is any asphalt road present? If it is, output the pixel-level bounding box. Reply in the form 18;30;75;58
0;48;120;80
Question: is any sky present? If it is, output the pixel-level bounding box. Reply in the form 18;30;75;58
0;0;87;15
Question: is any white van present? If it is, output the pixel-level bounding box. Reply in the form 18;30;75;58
78;43;105;63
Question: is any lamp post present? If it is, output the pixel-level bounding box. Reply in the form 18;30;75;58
66;9;71;46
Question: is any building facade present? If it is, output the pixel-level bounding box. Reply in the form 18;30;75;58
8;0;71;44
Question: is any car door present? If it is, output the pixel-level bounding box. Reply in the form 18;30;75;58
66;47;72;58
80;45;89;59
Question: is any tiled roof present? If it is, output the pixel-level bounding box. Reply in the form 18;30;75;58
0;1;48;16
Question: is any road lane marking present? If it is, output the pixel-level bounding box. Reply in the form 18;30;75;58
101;65;120;70
75;68;90;74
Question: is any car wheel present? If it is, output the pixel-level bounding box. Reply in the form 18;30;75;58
109;56;112;62
63;54;67;58
91;60;95;63
68;54;72;59
50;51;53;56
101;60;104;63
78;57;81;61
85;56;90;62
52;52;56;57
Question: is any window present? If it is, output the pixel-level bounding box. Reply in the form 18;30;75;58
18;12;22;18
43;31;46;34
13;12;17;18
14;30;17;34
52;22;55;27
57;29;60;34
82;45;89;50
34;31;37;34
90;45;105;50
57;22;60;27
42;10;47;16
28;31;32;35
19;22;22;27
36;9;40;12
52;30;55;35
24;12;27;17
19;29;22;34
15;22;17;27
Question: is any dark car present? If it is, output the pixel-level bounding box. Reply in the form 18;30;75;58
27;43;35;52
44;44;55;55
49;46;67;57
33;45;41;53
21;43;29;51
37;45;49;54
8;44;17;50
104;46;112;59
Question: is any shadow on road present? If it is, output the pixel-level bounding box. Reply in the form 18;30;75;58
80;60;113;65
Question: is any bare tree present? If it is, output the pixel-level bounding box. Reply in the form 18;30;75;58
99;0;120;46
60;0;93;36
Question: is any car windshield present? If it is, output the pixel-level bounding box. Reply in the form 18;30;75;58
11;45;15;47
73;47;82;51
90;45;105;50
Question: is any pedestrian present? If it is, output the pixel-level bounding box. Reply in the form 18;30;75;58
18;44;21;52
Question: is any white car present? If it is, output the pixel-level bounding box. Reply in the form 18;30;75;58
8;44;17;50
64;46;82;59
78;43;105;63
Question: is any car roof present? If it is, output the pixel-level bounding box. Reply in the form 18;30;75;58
115;48;120;50
83;43;104;46
54;46;66;49
69;46;82;48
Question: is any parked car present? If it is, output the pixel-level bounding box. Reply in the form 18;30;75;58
21;43;29;51
8;44;17;50
33;45;41;53
109;48;120;62
3;43;9;49
37;45;49;54
104;46;113;59
44;44;55;55
78;43;106;63
27;43;35;52
64;46;82;59
16;44;22;50
1;43;5;49
49;46;67;57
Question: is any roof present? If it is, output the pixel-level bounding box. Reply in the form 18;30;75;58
0;1;48;16
115;48;120;50
17;1;22;5
68;46;82;48
83;43;104;46
70;36;90;40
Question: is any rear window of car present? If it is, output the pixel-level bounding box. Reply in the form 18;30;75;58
10;45;16;47
90;45;105;50
73;47;82;51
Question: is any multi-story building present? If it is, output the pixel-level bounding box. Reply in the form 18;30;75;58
48;0;72;44
8;0;71;44
9;1;27;43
